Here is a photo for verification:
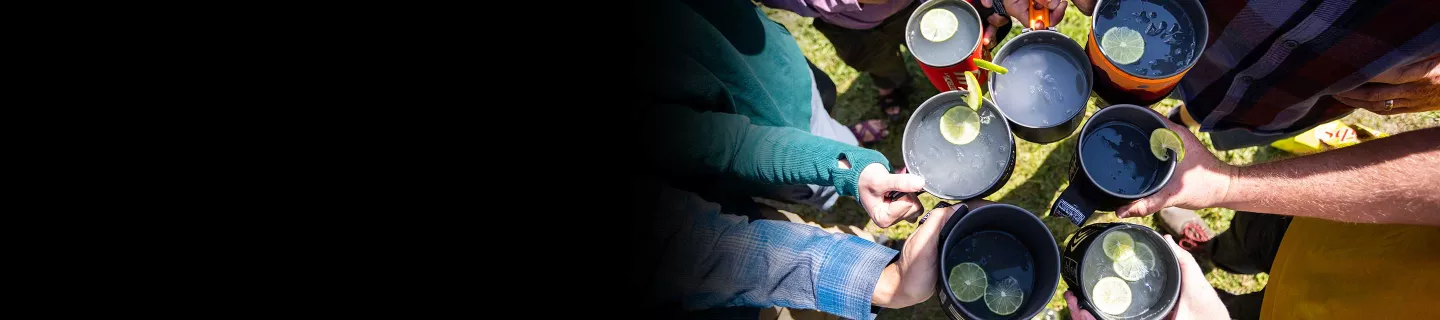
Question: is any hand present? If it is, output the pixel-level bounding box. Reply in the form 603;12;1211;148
982;0;1068;31
1164;234;1230;320
974;0;1012;49
1072;0;1097;16
1063;235;1228;319
872;204;963;308
858;163;927;227
1064;291;1097;320
1115;114;1238;218
1335;55;1440;115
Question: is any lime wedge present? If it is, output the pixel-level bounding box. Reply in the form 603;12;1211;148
1150;128;1185;162
1113;242;1155;281
1102;231;1135;261
920;8;959;42
1092;277;1133;315
948;262;988;302
940;106;980;145
985;276;1024;316
1101;27;1145;65
974;58;1009;74
964;71;982;109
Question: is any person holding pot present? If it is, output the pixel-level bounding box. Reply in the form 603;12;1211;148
1064;0;1438;145
1062;0;1437;146
1064;234;1231;320
1047;1;1440;318
642;182;967;319
638;0;980;317
1087;113;1440;319
1060;0;1438;169
758;0;1046;122
647;0;932;225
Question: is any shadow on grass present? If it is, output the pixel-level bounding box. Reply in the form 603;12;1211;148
831;51;945;172
997;134;1084;246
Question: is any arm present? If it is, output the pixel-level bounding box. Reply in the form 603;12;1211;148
1118;123;1440;227
649;106;926;226
653;184;897;319
1217;127;1440;225
649;106;892;197
648;183;960;318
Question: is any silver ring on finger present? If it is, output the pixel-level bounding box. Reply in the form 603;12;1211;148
1385;99;1395;111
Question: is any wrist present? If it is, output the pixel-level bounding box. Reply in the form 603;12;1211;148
834;148;891;197
871;264;900;307
1210;164;1241;208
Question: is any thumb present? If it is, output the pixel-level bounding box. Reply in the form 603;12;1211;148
1165;235;1205;284
981;0;994;8
1064;291;1094;320
984;25;998;47
1165;235;1200;270
1115;197;1156;218
880;173;927;192
1050;0;1068;24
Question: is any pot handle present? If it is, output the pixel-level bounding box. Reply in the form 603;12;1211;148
1052;183;1097;226
934;202;971;242
1027;0;1050;30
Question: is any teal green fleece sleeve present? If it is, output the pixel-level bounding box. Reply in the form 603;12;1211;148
652;106;891;196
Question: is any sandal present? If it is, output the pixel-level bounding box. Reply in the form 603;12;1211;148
850;119;890;147
877;86;912;121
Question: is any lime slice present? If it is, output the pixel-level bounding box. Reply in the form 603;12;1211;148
985;276;1024;316
1113;242;1155;281
1150;128;1185;162
920;8;959;42
1101;27;1145;65
948;262;988;302
1091;277;1133;315
964;71;982;110
974;58;1009;74
1102;231;1135;261
940;106;980;145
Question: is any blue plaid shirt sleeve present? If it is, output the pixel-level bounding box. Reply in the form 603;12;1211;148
659;186;898;320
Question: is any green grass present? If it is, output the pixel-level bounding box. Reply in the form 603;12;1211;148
762;4;1439;319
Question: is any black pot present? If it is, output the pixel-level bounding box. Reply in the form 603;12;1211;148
987;26;1092;144
936;203;1060;320
900;91;1016;200
1061;223;1181;319
1050;104;1177;226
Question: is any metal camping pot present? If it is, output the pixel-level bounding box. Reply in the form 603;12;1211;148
987;1;1093;144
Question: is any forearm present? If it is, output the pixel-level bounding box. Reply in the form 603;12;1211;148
651;106;889;196
655;185;897;319
1216;127;1440;226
